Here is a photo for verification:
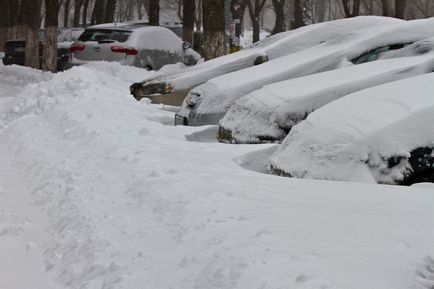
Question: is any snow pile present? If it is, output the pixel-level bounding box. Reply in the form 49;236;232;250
220;47;434;143
1;63;172;128
270;73;434;184
81;61;155;83
1;62;434;289
0;63;53;94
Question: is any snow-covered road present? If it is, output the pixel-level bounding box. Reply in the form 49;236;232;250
0;62;434;289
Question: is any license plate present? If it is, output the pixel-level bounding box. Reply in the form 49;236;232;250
175;114;187;126
218;127;233;143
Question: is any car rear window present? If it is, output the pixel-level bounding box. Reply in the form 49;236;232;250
78;29;131;43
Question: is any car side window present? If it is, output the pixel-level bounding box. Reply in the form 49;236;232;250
79;29;131;43
351;43;408;64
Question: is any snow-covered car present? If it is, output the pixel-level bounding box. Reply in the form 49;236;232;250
175;17;434;126
70;24;200;70
130;16;401;106
269;73;434;185
218;37;434;144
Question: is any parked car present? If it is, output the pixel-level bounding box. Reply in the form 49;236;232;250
218;37;434;144
130;16;402;106
2;28;83;71
175;18;434;127
70;24;200;70
269;73;434;186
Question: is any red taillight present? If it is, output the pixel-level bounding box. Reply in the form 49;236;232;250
111;46;138;56
70;43;85;53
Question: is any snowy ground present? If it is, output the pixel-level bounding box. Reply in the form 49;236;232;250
1;62;434;289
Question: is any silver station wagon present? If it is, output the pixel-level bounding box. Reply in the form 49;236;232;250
70;24;200;70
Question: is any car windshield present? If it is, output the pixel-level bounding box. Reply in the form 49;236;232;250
78;29;131;43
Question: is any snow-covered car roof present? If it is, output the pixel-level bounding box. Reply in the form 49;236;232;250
269;73;434;184
138;16;401;92
219;38;434;144
179;17;434;126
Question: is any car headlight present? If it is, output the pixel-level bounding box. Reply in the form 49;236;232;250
164;83;174;94
140;81;174;95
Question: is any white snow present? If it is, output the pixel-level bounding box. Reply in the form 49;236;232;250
270;73;434;184
1;60;434;289
220;39;434;143
183;17;434;125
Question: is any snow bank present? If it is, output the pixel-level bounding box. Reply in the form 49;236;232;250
220;46;434;143
270;73;434;184
1;62;434;289
81;61;155;83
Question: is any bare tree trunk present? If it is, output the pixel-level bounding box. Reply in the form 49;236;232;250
73;0;85;26
195;0;202;31
271;0;285;34
149;0;160;25
0;0;9;52
381;0;390;16
23;0;42;68
63;0;71;27
82;0;90;26
246;0;267;43
92;0;106;24
202;0;225;60
43;0;59;72
137;0;143;19
316;0;326;22
341;0;361;17
183;0;195;43
395;0;407;18
105;0;116;22
293;0;305;28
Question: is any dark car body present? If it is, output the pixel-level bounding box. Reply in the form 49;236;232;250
2;39;71;71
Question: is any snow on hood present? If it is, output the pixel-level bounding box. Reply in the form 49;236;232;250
189;17;434;123
269;72;434;183
220;46;434;143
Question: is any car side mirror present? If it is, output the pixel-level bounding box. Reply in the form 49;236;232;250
182;41;191;50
